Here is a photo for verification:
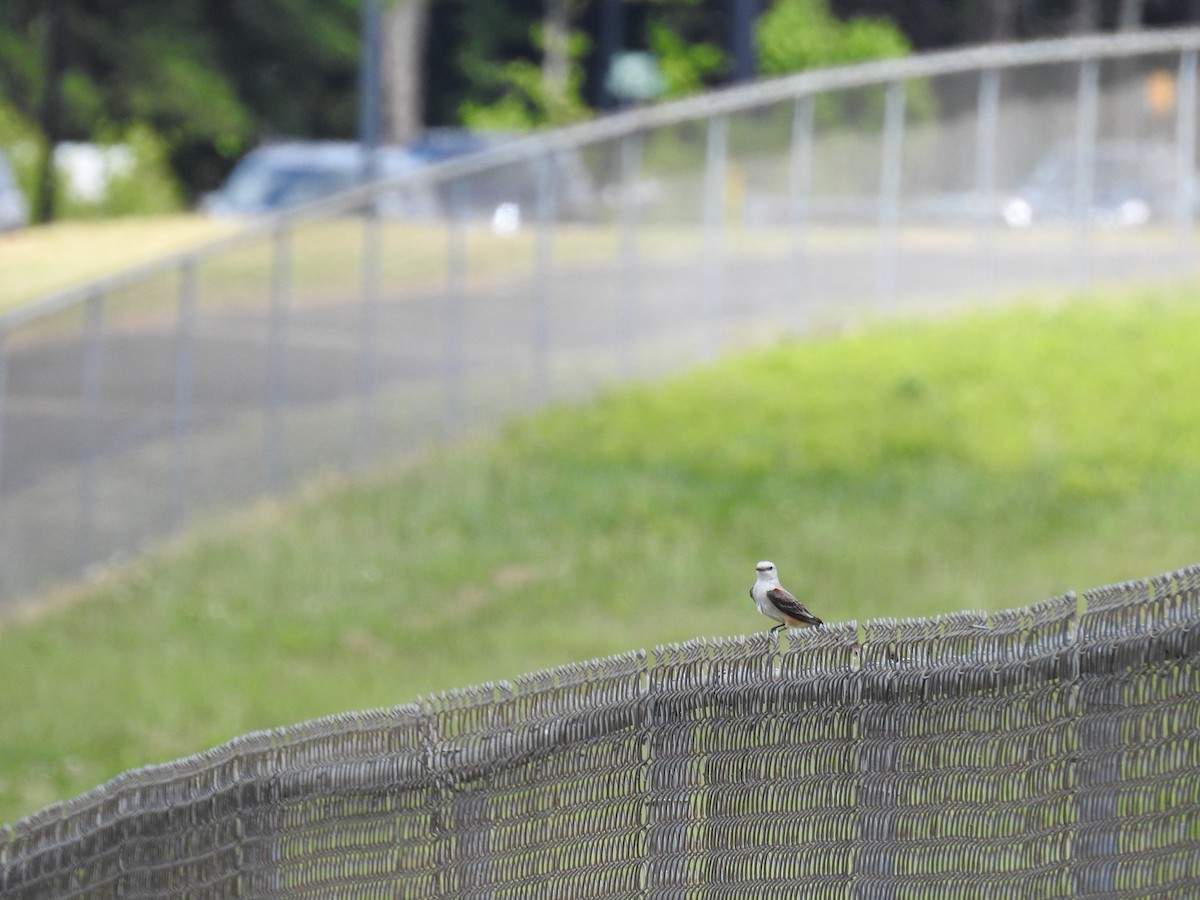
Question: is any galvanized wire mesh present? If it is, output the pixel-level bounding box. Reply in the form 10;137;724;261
3;564;1199;897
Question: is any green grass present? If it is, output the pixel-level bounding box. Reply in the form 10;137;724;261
0;215;241;311
0;209;1005;316
0;213;645;313
3;284;1200;826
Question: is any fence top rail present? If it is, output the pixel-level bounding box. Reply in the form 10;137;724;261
3;562;1198;848
5;26;1200;333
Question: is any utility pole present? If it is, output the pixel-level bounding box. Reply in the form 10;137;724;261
596;0;624;109
381;0;428;144
729;0;760;83
359;0;382;181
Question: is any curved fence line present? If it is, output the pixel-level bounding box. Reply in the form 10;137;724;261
2;564;1199;895
10;26;1200;329
3;30;1200;607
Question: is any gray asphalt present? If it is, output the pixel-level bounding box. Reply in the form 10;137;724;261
0;233;1184;607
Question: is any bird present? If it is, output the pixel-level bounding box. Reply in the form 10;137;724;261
750;561;823;633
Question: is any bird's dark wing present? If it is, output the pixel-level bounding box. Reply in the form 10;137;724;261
766;586;823;626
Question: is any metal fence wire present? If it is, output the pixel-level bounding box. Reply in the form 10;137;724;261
2;564;1199;897
5;30;1200;609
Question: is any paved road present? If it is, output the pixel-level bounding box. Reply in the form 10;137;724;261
0;231;1186;607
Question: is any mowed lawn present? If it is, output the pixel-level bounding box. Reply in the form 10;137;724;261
3;285;1200;825
0;215;241;311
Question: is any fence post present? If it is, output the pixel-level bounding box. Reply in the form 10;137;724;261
533;150;557;403
789;93;815;332
1073;57;1100;289
356;201;382;469
1175;48;1197;270
171;261;197;531
264;226;292;493
618;130;642;379
877;79;906;313
975;68;1001;292
444;180;467;437
76;290;105;573
702;113;729;359
0;328;7;499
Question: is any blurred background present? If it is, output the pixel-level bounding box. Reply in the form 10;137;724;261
4;0;1200;826
3;0;1199;224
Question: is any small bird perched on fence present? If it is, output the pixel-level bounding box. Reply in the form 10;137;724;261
751;561;823;633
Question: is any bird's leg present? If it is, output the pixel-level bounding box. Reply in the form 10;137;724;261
770;623;786;633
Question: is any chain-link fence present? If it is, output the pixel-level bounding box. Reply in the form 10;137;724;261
3;31;1200;608
2;564;1198;896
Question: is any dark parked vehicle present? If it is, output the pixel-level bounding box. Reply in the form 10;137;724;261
201;141;436;218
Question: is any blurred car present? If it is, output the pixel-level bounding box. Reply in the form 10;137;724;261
406;128;598;229
0;149;29;231
201;140;437;218
1001;141;1181;229
203;134;596;232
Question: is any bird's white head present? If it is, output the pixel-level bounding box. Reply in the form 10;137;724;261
755;561;778;583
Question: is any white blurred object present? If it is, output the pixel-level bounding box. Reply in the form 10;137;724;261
55;143;134;203
491;201;521;236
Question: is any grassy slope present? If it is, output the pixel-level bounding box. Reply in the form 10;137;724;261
3;285;1200;825
0;215;240;311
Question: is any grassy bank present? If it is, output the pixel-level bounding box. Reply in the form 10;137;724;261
0;215;244;311
2;285;1200;825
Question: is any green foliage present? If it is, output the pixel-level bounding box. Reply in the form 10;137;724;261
0;0;931;205
56;124;183;219
0;1;360;203
0;93;41;201
752;0;935;128
646;21;726;98
460;25;592;129
755;0;912;76
0;106;184;220
4;285;1200;824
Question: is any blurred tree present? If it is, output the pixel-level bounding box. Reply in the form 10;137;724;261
2;0;1194;214
643;0;729;96
453;0;591;128
34;0;65;222
382;0;429;143
543;0;584;117
426;0;541;126
0;0;360;202
755;0;910;75
984;0;1023;40
828;0;1200;47
1070;0;1102;32
646;19;726;97
1117;0;1144;29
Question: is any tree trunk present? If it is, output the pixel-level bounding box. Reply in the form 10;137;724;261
381;0;428;145
1070;0;1101;33
984;0;1020;42
36;0;67;224
1117;0;1142;30
542;0;572;117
